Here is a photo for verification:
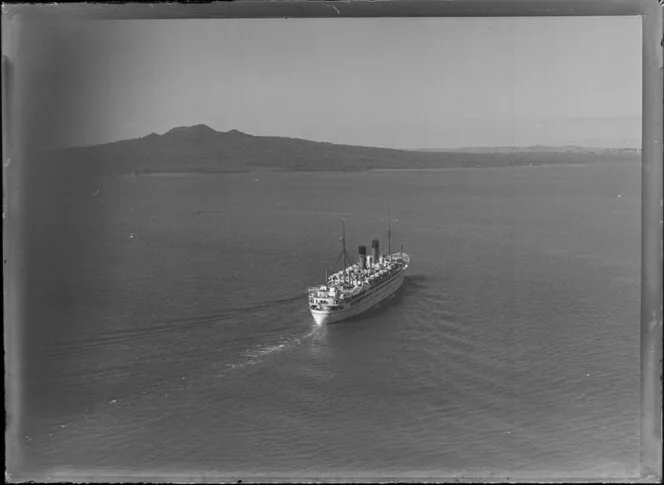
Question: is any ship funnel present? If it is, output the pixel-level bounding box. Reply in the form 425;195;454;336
358;245;367;270
371;239;380;261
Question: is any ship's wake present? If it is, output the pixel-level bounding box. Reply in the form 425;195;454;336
241;324;324;360
39;292;309;362
207;293;325;371
224;323;324;372
55;293;319;420
160;292;306;328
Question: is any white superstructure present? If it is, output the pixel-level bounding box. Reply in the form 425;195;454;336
307;217;410;325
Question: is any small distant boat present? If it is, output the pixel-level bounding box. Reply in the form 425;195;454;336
307;213;410;325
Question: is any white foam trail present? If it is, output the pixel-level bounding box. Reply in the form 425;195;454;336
238;323;325;365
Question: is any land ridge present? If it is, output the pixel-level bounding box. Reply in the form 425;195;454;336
47;124;640;176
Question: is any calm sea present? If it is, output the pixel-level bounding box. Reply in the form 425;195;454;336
17;162;641;480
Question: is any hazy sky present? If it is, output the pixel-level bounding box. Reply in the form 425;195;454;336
14;16;642;149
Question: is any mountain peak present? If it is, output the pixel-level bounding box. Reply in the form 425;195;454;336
165;124;217;136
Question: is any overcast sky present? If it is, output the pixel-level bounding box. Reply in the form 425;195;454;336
14;16;642;149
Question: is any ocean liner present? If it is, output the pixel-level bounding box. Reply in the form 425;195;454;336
307;217;410;325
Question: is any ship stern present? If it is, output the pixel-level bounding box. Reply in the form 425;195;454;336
310;309;330;325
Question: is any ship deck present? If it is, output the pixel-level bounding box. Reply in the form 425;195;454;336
308;252;410;306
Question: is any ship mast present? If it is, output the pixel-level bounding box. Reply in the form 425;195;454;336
342;218;347;282
340;217;352;284
387;205;392;257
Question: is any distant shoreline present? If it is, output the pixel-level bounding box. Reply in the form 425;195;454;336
51;124;641;177
123;159;637;177
366;160;636;172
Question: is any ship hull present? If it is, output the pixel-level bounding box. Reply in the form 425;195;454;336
310;269;406;325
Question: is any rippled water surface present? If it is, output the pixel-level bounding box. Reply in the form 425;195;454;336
18;162;641;480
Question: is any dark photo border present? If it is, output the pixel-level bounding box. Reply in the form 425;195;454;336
3;1;661;482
